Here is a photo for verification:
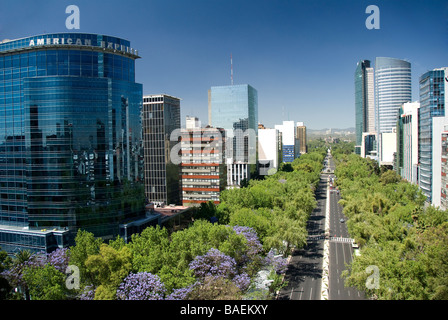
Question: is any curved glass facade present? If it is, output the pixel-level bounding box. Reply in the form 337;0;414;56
0;33;144;252
374;57;411;165
375;57;412;134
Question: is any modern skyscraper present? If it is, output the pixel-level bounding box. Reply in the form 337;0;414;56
142;94;181;206
0;33;145;254
441;126;448;211
208;84;258;186
375;57;412;165
355;60;375;155
418;67;448;205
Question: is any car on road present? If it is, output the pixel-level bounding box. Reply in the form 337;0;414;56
339;218;345;223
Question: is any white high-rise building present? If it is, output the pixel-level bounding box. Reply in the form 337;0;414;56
258;128;280;175
366;67;375;133
398;102;420;183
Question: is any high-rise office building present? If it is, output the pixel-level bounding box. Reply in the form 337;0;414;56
258;127;280;175
296;122;307;155
418;67;448;205
441;126;448;211
180;122;226;206
396;102;420;183
208;84;258;186
142;94;181;207
355;60;375;155
0;33;146;254
275;121;297;163
375;57;412;165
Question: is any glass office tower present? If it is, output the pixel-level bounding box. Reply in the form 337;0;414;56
375;57;411;164
355;60;375;155
142;94;181;206
208;84;258;186
418;68;447;203
0;33;145;254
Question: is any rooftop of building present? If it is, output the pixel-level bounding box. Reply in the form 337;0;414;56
0;224;69;235
0;32;139;58
145;203;190;219
143;93;182;101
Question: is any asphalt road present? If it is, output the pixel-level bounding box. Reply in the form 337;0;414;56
278;151;365;300
277;173;327;300
327;157;365;300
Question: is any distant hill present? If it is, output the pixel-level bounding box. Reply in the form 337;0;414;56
307;127;356;141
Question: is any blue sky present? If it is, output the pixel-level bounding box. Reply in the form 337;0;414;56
1;0;447;129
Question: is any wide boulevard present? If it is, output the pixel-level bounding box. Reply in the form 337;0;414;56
277;163;327;300
278;150;365;300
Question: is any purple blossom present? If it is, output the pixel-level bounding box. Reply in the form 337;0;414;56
264;249;288;274
189;248;237;279
165;285;195;300
47;248;70;273
232;226;263;257
188;248;252;294
2;251;47;288
232;273;251;291
117;272;167;300
79;285;96;300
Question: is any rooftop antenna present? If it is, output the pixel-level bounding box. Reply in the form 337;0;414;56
231;53;234;85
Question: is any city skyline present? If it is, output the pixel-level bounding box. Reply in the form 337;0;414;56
1;0;446;130
0;2;447;301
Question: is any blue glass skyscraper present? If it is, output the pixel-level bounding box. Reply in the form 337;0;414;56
208;84;258;186
0;33;146;254
355;60;375;156
418;68;447;203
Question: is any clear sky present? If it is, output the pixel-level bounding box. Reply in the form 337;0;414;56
1;0;447;129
